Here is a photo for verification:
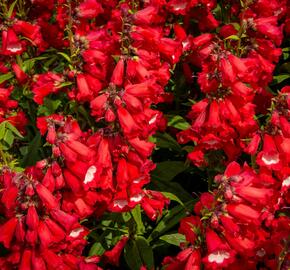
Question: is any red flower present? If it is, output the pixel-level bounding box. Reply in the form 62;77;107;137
26;205;39;230
163;248;201;270
203;229;236;269
141;190;169;221
11;63;28;84
178;216;202;244
76;74;93;102
1;29;23;55
227;203;261;225
77;0;103;19
19;249;32;270
117;106;141;137
38;220;54;248
0;217;18;248
32;72;63;104
50;209;78;231
234;186;274;205
134;6;159;25
103;236;129;266
256;134;283;170
35;183;58;210
111;59;124;86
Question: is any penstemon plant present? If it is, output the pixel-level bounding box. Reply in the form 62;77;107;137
0;0;289;269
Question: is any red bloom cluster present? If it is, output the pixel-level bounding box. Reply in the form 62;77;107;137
0;78;27;134
161;0;290;269
178;0;288;167
0;0;289;269
0;167;98;270
0;0;182;268
163;160;289;269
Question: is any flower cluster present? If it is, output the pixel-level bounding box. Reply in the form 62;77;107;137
161;0;289;269
0;0;182;268
0;0;289;269
0;73;27;134
178;0;287;167
163;159;289;269
0;167;94;269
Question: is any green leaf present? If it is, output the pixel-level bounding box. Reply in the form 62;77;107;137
0;73;14;84
7;0;18;18
151;180;192;202
161;192;184;206
231;22;241;31
21;132;42;167
0;122;6;140
282;47;290;61
3;130;14;147
160;233;186;246
124;239;143;270
122;212;132;223
37;98;62;116
22;56;48;72
154;132;182;152
5;121;23;138
151;161;188;182
124;237;154;270
44;55;58;69
182;145;194;153
58;81;73;88
112;55;121;62
89;242;105;256
131;205;145;234
272;74;290;85
136;236;154;270
148;201;195;242
167;115;190;130
57;52;72;63
225;35;240;40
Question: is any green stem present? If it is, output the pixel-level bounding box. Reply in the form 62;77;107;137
251;154;257;170
91;225;128;234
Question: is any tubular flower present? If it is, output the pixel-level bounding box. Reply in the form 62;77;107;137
0;168;88;269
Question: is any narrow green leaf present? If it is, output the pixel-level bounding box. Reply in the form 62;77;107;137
136;236;154;270
282;47;290;60
3;130;14;147
167;115;190;130
231;22;241;31
155;132;182;152
182;145;194;153
5;121;23;138
151;161;188;182
225;35;240;40
0;122;6;140
272;74;290;85
22;56;48;72
112;55;121;62
21;132;42;167
161;192;184;206
160;233;186;246
7;0;18;18
57;52;72;63
0;73;14;84
124;239;143;270
148;201;195;242
151;180;193;202
58;81;73;88
44;55;58;68
89;242;105;256
131;205;145;234
37;98;62;116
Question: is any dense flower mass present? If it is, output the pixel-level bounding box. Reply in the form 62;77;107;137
0;0;289;269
